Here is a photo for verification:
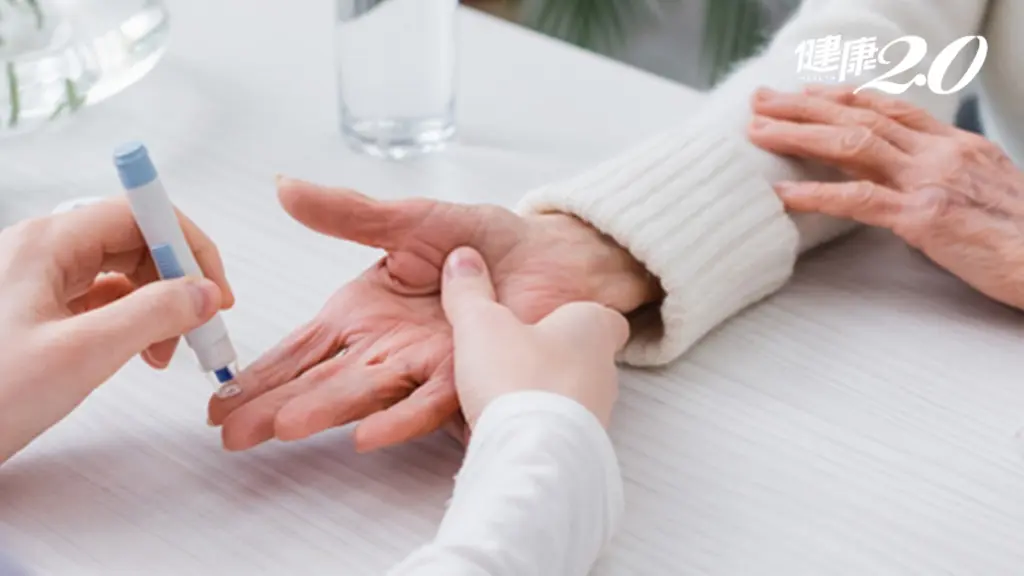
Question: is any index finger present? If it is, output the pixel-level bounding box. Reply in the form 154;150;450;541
51;197;234;306
805;84;954;135
748;116;908;180
774;180;907;230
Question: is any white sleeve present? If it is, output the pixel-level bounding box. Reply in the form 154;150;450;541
518;0;991;367
387;391;624;576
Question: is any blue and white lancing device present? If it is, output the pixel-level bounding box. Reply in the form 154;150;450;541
114;142;240;388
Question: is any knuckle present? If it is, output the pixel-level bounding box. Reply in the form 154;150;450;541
858;110;895;135
5;216;51;245
896;187;949;244
803;182;829;199
847;181;877;204
155;290;192;320
790;99;813;118
947;141;987;170
837;127;876;157
842;108;872;126
1;217;61;266
913;186;952;221
821;86;855;103
873;95;922;119
293;317;342;361
959;133;1003;159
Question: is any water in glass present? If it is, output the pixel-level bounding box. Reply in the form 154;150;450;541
335;0;458;159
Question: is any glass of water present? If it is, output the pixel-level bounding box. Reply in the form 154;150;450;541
335;0;458;160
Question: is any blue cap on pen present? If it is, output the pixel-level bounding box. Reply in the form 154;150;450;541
113;141;158;189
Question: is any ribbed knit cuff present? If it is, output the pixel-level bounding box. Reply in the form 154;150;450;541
517;128;800;366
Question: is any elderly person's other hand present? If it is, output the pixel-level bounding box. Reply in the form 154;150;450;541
748;85;1024;311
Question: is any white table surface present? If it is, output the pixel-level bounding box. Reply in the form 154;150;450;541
2;2;1024;575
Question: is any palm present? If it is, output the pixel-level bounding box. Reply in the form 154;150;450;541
209;181;596;452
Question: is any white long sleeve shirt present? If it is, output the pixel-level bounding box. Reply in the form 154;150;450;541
388;391;624;576
518;0;1016;367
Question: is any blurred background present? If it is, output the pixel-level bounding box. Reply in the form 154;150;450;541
462;0;801;89
461;0;983;131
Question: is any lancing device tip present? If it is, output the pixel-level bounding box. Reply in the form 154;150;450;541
113;141;241;390
214;366;234;383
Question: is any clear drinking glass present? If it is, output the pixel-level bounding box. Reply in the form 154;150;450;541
335;0;458;159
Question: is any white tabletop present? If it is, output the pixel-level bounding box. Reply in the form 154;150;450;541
2;2;1024;575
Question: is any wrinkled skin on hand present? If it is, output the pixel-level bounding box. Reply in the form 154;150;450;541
748;85;1024;311
208;178;658;452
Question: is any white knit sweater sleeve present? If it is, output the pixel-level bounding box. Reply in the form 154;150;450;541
517;0;991;366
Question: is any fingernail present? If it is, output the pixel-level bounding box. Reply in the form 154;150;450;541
445;248;484;278
206;417;216;427
215;383;242;399
774;182;802;196
750;116;772;130
143;348;170;369
188;279;216;318
754;87;776;101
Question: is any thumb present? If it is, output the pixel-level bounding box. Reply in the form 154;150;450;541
440;247;498;330
539;301;630;356
277;176;427;251
56;277;221;383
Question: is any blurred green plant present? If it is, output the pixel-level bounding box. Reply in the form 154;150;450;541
1;0;43;128
1;0;87;130
0;0;44;46
489;0;799;87
519;0;667;56
5;61;17;127
701;0;767;85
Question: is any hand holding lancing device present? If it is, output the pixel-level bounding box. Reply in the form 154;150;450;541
0;199;233;464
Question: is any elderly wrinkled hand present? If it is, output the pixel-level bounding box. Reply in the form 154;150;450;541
207;178;659;453
0;199;233;464
748;85;1024;311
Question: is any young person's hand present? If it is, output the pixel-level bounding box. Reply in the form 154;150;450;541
0;199;233;464
439;246;629;430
